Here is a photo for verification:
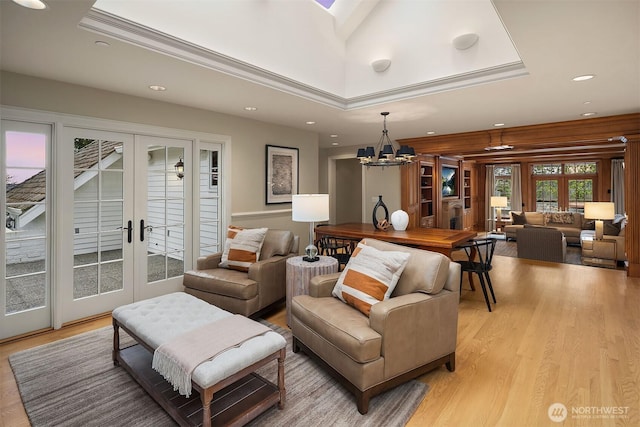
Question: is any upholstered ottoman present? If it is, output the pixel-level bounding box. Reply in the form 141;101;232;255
112;292;286;427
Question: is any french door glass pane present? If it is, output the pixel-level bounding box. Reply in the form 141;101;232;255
535;180;558;212
567;179;593;213
199;149;221;256
73;139;125;298
5;129;48;314
147;146;185;283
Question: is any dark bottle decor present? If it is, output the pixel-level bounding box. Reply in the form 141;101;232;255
372;195;390;230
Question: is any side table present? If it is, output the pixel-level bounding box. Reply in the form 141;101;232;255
286;255;338;326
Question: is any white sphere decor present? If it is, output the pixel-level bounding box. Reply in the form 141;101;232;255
391;210;409;231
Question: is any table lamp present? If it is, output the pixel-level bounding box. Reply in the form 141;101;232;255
490;196;508;230
584;202;615;240
292;194;329;262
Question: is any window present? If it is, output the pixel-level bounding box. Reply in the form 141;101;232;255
531;162;596;212
493;166;512;210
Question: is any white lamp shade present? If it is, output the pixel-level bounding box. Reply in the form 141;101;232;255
490;196;508;208
584;202;615;220
292;194;329;222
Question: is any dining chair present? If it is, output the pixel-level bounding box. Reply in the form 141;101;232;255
455;237;497;312
318;235;354;270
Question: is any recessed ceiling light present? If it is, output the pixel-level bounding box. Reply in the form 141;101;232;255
11;0;47;9
494;123;505;127
94;40;110;47
148;85;166;91
581;112;597;117
426;131;436;135
330;134;338;138
573;74;595;81
331;142;339;146
306;121;316;125
583;101;591;105
244;106;257;111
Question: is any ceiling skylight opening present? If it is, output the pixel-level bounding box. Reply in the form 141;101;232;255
315;0;336;10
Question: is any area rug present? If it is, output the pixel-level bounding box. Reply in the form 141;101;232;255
9;323;428;427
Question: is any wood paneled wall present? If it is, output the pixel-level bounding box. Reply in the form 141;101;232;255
399;113;640;277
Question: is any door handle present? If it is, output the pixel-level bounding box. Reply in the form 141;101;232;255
140;219;145;242
118;220;133;243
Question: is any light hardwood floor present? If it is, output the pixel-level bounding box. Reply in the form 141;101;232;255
1;255;639;426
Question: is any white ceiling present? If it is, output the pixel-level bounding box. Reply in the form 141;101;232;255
1;0;639;150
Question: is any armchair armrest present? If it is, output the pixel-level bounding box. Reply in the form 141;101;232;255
196;253;222;270
248;254;294;307
369;290;459;378
308;273;341;297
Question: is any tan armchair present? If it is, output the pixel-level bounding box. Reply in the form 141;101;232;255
290;238;461;414
183;229;299;318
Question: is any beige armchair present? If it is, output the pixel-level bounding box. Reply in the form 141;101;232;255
183;229;299;318
290;238;461;414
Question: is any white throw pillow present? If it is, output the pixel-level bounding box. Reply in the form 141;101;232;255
332;243;410;316
219;226;268;272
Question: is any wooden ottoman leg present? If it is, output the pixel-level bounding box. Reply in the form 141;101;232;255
112;318;120;367
201;388;214;427
277;348;286;409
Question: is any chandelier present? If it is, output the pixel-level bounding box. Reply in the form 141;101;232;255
356;112;416;167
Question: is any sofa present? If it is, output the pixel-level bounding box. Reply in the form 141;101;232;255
505;211;585;244
290;238;461;414
183;228;299;318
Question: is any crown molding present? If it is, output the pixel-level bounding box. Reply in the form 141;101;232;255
80;8;527;111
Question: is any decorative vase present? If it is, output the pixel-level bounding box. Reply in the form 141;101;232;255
372;195;389;230
391;210;409;231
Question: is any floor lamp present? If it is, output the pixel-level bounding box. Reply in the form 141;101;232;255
490;196;508;232
292;194;329;262
584;202;615;240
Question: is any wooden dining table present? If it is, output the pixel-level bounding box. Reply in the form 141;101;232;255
314;223;477;258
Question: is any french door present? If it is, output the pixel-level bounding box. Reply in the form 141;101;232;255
533;176;595;212
61;129;191;323
1;120;52;338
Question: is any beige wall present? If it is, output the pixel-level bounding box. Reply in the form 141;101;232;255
319;145;402;224
1;71;318;242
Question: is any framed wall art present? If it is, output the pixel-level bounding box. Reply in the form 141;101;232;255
266;145;299;204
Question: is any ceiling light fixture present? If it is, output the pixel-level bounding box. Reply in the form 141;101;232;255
573;74;595;81
493;123;505;127
11;0;46;9
484;144;514;151
244;106;257;111
149;85;166;91
581;112;597;117
306;121;316;125
371;59;391;73
356;112;415;167
452;33;479;50
426;131;436;135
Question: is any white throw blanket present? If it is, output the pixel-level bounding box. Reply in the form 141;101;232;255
152;315;271;397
